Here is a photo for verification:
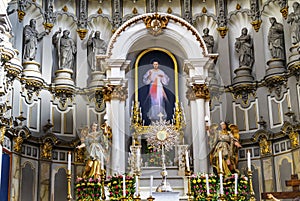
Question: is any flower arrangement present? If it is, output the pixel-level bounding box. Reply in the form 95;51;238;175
223;174;249;200
191;173;219;200
190;173;249;201
75;177;102;201
145;145;171;167
107;174;136;200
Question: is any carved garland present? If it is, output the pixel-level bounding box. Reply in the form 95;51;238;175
107;13;216;58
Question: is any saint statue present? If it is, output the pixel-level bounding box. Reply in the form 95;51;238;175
52;29;77;69
77;122;109;178
143;60;169;121
23;19;46;61
202;28;214;53
209;121;241;175
268;17;285;59
235;27;254;68
287;2;300;45
87;31;107;71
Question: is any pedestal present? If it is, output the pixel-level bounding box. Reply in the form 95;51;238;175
53;69;75;87
287;45;300;79
266;59;286;76
152;192;180;201
88;71;105;88
22;61;43;81
21;61;44;99
233;66;254;84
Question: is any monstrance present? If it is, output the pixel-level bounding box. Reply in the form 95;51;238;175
146;113;179;192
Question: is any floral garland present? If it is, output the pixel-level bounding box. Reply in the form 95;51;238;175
191;173;249;201
107;174;136;200
75;177;102;200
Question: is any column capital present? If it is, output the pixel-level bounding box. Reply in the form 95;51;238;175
102;84;127;101
186;84;210;100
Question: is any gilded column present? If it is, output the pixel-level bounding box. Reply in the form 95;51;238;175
186;84;210;173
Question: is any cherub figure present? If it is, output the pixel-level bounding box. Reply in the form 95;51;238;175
77;122;107;178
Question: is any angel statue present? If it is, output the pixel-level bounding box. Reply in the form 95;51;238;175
209;121;242;175
77;122;108;179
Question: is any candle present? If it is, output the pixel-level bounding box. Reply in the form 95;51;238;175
288;96;291;108
247;151;251;170
150;175;153;196
220;174;223;195
205;174;210;195
135;175;139;196
185;150;190;171
123;175;126;197
234;173;238;195
67;152;71;171
137;148;141;168
219;150;222;172
100;153;104;170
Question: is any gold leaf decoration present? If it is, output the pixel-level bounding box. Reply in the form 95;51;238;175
97;8;103;14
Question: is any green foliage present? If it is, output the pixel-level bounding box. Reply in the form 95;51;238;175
107;174;136;200
75;177;102;200
190;173;249;201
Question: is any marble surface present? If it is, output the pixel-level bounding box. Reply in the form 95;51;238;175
152;192;180;201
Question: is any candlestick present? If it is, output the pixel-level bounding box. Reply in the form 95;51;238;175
123;175;126;197
218;150;222;172
247;151;251;171
234;173;238;195
185;150;190;171
248;170;256;201
67;169;72;201
205;174;210;195
67;152;71;171
150;175;153;196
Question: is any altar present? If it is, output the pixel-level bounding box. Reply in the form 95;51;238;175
152;192;180;201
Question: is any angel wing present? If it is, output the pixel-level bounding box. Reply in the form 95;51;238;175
228;124;240;140
208;123;219;150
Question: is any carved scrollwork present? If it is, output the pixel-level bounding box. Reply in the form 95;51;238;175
143;13;169;36
40;141;53;160
102;85;127;101
192;84;210;100
13;135;23;152
259;136;271;155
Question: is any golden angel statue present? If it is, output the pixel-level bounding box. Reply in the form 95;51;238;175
209;121;241;175
77;122;109;179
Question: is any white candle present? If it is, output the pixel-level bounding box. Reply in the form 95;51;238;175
220;174;223;195
234;173;238;195
185;150;190;171
123;175;126;197
100;153;104;170
205;174;210;195
67;152;71;171
219;150;222;172
137;148;141;168
150;175;153;196
135;175;139;196
247;151;251;170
